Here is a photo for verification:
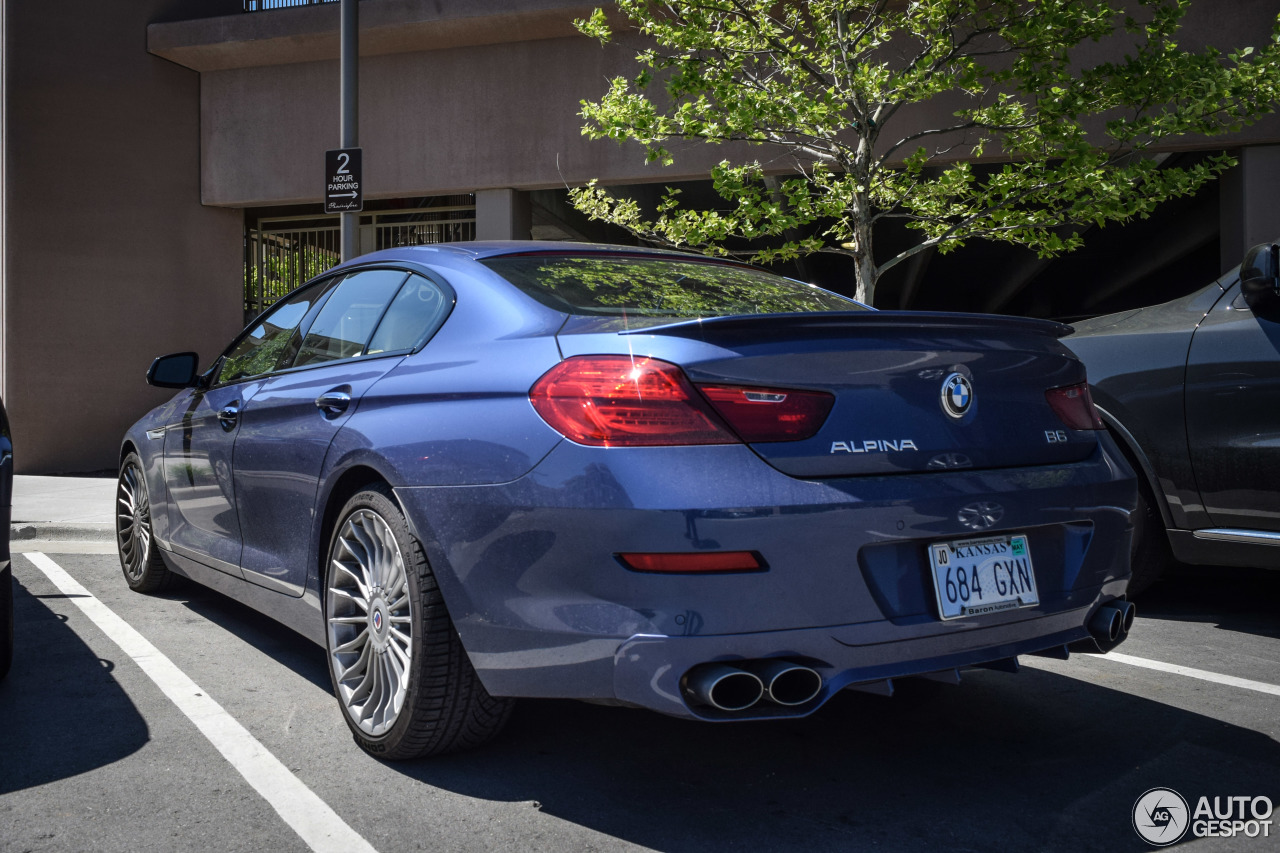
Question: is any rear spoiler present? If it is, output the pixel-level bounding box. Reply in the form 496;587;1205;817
617;311;1073;342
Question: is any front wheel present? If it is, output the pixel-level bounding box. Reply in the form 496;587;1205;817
116;452;176;593
324;485;513;759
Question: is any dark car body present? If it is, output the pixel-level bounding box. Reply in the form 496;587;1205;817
1;395;13;679
121;242;1137;757
1066;243;1280;590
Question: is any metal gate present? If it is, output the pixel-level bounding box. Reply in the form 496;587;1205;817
244;196;476;316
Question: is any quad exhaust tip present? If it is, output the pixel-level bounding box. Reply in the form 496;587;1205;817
1088;599;1135;647
748;659;825;707
685;664;765;712
1090;606;1121;643
685;660;824;712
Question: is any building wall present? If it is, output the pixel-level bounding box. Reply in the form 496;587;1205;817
172;1;1280;208
197;31;733;207
2;0;245;473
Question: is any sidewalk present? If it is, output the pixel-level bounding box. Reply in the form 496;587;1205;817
9;475;116;543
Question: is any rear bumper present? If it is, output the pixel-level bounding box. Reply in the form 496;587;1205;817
611;599;1098;720
396;438;1135;717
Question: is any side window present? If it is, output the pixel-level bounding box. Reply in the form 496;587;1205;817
218;281;331;384
293;269;408;367
367;274;450;354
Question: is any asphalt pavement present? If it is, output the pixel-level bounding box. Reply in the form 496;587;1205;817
2;477;1278;852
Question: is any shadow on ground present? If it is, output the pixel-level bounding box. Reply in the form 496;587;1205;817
1137;563;1280;641
0;570;149;793
161;579;332;693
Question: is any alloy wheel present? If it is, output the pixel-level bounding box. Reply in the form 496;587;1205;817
326;509;414;737
116;461;152;582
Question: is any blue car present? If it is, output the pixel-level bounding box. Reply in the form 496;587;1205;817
120;242;1137;759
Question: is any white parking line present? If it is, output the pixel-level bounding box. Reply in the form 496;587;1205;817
1087;650;1280;698
22;552;378;853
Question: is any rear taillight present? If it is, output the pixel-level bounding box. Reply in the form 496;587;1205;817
1046;382;1104;430
696;385;834;442
529;356;736;446
530;355;837;447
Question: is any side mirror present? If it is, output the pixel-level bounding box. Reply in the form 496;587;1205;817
146;352;200;388
1240;242;1280;315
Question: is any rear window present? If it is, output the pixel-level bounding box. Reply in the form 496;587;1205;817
480;255;865;320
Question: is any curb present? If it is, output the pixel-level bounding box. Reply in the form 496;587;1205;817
10;522;115;542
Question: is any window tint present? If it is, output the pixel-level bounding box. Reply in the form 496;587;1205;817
480;255;865;320
294;269;408;366
367;275;449;354
219;282;329;384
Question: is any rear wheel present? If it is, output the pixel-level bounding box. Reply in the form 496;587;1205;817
116;452;176;593
325;485;513;759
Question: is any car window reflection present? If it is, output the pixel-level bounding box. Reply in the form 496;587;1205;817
294;270;408;366
219;286;327;384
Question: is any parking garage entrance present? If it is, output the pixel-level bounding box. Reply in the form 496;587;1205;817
243;195;476;319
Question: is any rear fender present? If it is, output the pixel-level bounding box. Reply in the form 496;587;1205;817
1096;406;1176;532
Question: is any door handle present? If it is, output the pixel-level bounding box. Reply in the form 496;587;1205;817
217;402;240;431
316;389;352;417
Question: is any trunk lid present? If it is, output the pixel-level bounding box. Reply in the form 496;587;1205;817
555;311;1097;477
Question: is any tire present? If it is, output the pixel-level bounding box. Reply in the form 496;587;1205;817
324;485;513;759
1127;478;1171;596
0;563;12;680
116;452;176;593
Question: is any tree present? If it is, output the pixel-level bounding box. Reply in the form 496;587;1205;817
571;1;1280;305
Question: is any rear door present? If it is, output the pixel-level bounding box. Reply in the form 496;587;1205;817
234;269;452;595
1185;281;1280;531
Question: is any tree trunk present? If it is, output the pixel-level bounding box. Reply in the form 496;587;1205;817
849;193;877;306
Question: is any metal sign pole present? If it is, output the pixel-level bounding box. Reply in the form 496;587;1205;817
340;0;358;262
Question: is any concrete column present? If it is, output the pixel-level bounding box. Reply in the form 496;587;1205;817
475;189;532;241
1220;144;1280;272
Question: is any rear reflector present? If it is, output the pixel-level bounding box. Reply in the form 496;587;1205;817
530;356;736;446
1045;382;1105;430
697;384;834;442
617;551;765;573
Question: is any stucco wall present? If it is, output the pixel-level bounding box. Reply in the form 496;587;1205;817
186;0;1280;208
2;0;245;473
198;31;738;207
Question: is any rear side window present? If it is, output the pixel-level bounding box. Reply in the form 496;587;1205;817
367;274;449;354
480;255;864;319
294;269;408;366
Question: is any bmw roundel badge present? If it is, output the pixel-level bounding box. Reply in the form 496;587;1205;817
940;373;973;419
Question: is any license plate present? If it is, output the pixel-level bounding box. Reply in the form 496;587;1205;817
928;534;1039;620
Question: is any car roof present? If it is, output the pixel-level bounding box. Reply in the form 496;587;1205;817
346;240;740;265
